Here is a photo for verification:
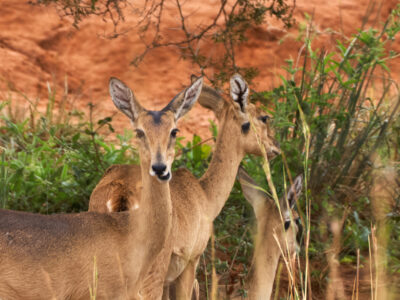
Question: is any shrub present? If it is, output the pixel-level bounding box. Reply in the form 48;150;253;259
0;89;137;213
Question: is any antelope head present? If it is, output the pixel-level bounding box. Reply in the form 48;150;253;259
109;77;203;182
238;168;303;259
197;74;281;159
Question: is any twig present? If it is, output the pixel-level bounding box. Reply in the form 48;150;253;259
175;136;214;158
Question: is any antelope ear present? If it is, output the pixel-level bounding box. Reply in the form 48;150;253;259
191;74;199;83
284;174;303;209
197;85;224;115
237;167;268;208
163;77;203;120
230;74;249;113
109;77;143;121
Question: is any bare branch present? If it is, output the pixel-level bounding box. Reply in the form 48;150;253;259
35;0;296;85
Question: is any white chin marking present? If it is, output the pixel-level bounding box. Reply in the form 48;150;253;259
132;202;140;210
156;172;171;182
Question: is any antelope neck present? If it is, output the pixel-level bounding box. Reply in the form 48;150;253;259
247;235;281;299
138;158;172;252
200;113;244;220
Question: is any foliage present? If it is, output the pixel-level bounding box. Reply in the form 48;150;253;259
34;0;128;29
249;5;399;296
132;0;296;86
198;5;400;297
0;90;137;213
172;134;212;178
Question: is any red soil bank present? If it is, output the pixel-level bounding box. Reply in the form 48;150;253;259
0;0;398;139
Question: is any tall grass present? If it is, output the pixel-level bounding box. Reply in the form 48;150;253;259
199;4;400;299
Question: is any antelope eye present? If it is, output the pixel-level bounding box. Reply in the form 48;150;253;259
259;115;270;124
295;218;303;242
284;220;291;231
241;122;250;134
135;129;145;138
170;128;179;138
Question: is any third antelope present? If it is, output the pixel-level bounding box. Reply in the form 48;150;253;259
236;168;303;299
0;76;203;299
89;74;281;299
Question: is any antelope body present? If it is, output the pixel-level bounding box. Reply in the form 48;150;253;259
89;74;281;299
0;76;203;300
236;169;303;299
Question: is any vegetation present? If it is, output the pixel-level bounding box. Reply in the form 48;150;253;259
0;89;137;213
1;2;400;299
203;6;400;298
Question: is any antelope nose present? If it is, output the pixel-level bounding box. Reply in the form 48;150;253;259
152;163;167;175
273;148;281;155
271;141;281;156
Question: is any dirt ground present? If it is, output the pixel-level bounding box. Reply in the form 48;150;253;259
0;0;398;140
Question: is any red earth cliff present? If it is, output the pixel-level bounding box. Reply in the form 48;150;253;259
0;0;398;139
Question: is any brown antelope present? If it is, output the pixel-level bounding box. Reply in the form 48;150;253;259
0;76;203;300
236;168;303;300
89;74;281;299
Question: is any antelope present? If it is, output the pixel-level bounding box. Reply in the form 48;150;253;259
236;168;303;300
89;74;281;299
0;76;203;300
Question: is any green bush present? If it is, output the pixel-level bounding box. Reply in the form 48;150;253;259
199;6;400;296
0;93;137;213
262;8;400;265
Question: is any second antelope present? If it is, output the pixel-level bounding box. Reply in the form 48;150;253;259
89;74;281;299
0;76;203;300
